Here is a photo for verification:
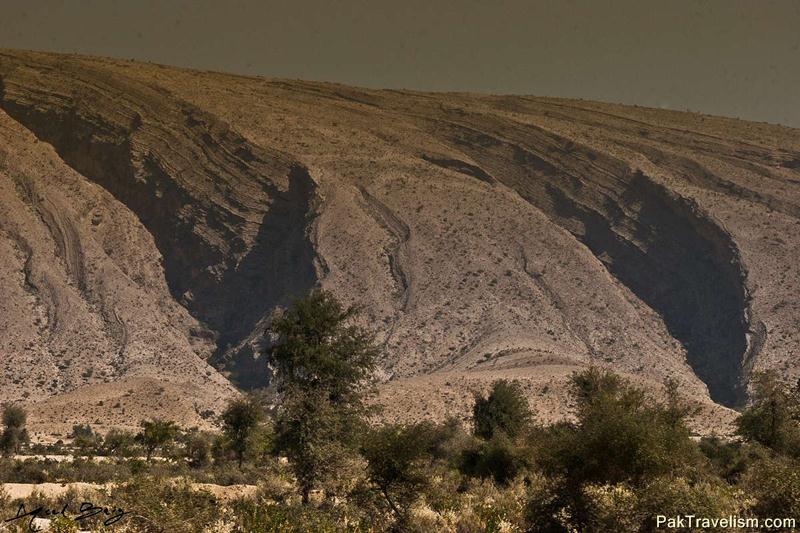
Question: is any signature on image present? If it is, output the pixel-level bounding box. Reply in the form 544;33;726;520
4;500;130;531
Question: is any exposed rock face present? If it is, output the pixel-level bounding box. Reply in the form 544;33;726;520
1;50;798;435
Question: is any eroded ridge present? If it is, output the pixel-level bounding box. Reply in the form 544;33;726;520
0;54;318;388
441;120;751;406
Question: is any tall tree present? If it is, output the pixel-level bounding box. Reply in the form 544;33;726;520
267;289;378;503
221;395;263;468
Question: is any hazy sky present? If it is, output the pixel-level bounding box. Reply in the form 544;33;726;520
1;0;798;127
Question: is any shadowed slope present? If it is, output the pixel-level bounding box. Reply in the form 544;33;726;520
0;53;318;388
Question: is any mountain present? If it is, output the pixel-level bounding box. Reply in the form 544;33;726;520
1;50;798;439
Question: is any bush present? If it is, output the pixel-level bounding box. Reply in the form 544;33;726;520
536;369;702;487
527;368;707;530
581;483;642;532
0;404;29;455
637;476;748;532
698;437;763;483
524;473;572;533
71;424;103;456
103;430;137;458
460;433;525;486
361;423;433;524
136;419;179;461
736;371;800;457
221;395;264;468
741;453;800;518
229;497;370;532
182;429;214;468
473;380;532;440
105;476;222;533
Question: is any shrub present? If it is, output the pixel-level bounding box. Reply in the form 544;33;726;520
460;433;525;486
524;473;572;533
698;437;763;483
637;476;748;532
0;404;29;455
741;453;800;518
464;477;528;532
528;368;706;530
473;380;532;440
71;424;103;456
136;419;179;461
536;368;702;487
229;497;369;532
105;476;222;533
580;483;642;532
182;429;214;468
103;429;137;458
736;371;800;457
361;423;433;524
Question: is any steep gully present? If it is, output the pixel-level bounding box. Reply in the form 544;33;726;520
427;117;756;407
0;73;318;389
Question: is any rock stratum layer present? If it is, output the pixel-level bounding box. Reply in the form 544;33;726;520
1;50;798;437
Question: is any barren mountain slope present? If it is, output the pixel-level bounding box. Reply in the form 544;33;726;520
0;103;235;437
1;50;798;436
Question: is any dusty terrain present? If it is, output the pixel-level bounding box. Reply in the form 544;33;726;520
0;481;256;502
0;50;798;437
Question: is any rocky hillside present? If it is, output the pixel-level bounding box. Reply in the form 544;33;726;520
1;50;798;438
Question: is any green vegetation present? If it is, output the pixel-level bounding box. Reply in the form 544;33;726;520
269;289;377;503
361;422;434;526
136;419;179;461
473;380;532;440
221;395;264;468
71;424;103;456
735;370;800;456
2;293;799;532
0;405;29;456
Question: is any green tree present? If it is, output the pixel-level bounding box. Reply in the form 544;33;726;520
104;429;136;458
71;424;104;457
136;419;179;461
362;423;433;525
0;404;29;455
182;429;214;468
736;371;800;456
245;423;275;464
530;368;703;530
473;380;532;440
557;368;700;485
221;395;263;468
267;289;378;503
